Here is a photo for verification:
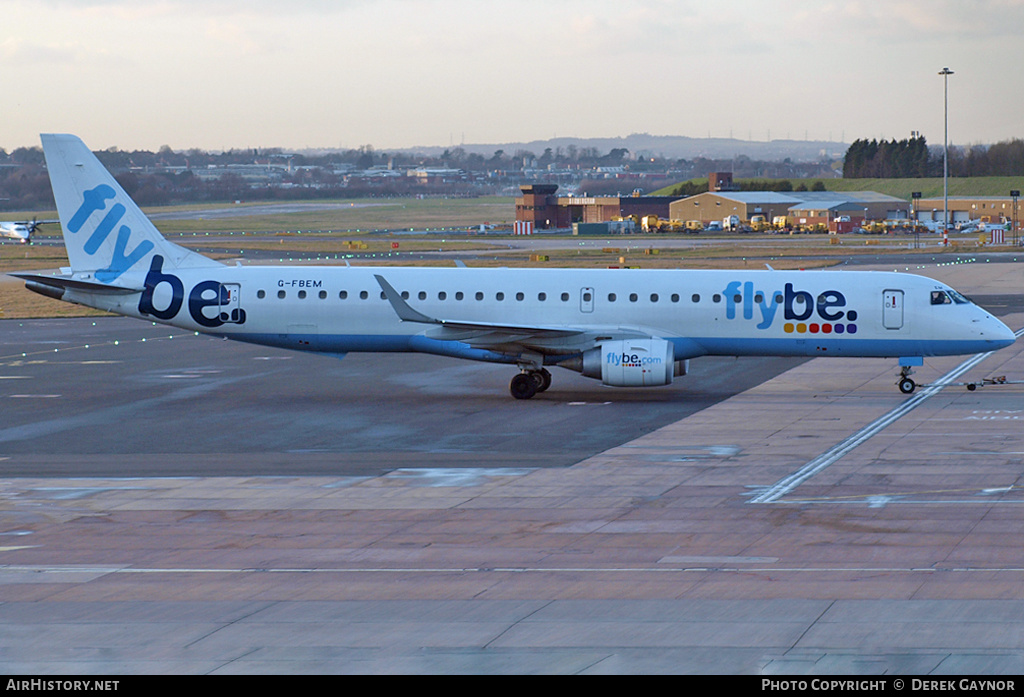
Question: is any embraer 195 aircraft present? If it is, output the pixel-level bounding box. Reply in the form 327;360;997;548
10;134;1017;399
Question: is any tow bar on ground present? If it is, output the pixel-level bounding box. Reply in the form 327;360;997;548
964;376;1024;391
914;376;1024;391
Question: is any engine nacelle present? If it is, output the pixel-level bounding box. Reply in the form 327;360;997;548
580;339;677;387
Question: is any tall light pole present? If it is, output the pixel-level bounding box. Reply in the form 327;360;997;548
939;67;954;246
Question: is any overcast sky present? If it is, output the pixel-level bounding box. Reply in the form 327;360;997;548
3;0;1023;152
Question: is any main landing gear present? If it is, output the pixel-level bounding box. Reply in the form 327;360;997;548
509;368;552;400
897;365;916;394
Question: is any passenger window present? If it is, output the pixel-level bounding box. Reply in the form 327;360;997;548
516;292;524;301
257;290;266;299
629;293;638;302
438;291;447;300
401;291;409;300
455;292;464;301
671;294;679;303
538;292;546;301
496;292;505;301
475;292;484;301
298;290;307;299
712;294;721;303
733;294;741;303
692;294;700;302
418;291;426;300
278;290;286;299
608;293;617;301
561;292;569;301
583;292;592;302
650;293;658;302
359;290;368;300
319;290;327;299
339;290;348;299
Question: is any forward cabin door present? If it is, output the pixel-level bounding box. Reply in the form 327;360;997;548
883;289;904;329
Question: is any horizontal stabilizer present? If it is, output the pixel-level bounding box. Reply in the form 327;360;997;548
9;272;143;294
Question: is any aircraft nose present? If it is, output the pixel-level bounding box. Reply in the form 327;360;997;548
987;316;1017;348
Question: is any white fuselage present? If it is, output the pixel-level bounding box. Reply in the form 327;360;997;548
28;133;1017;398
68;264;1015;365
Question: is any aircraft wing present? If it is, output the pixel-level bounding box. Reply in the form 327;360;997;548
374;273;656;354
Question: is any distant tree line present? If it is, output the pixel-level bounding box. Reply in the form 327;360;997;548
954;139;1024;177
843;136;932;178
843;136;1024;179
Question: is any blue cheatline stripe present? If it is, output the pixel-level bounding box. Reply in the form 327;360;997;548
748;329;1024;505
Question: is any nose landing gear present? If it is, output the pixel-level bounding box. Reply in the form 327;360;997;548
897;365;916;394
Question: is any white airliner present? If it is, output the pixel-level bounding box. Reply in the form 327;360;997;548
0;218;52;244
10;134;1017;399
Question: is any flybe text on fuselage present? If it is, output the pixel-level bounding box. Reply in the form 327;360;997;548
721;280;859;335
139;256;246;328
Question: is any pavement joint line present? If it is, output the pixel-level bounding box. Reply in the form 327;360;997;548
5;565;1024;574
748;332;1024;505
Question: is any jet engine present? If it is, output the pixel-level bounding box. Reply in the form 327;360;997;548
562;339;685;387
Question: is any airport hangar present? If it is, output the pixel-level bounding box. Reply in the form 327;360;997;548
515;179;909;231
916;195;1022;225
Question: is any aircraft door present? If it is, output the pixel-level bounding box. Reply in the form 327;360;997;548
580;287;595;313
883;289;904;329
219;283;244;324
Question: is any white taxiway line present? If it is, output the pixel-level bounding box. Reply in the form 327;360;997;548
749;333;1024;505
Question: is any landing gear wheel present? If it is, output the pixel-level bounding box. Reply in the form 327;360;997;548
898;378;916;394
533;368;552;393
510;372;539;400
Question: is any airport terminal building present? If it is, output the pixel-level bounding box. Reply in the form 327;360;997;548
515;177;909;231
670;190;909;228
516;184;677;230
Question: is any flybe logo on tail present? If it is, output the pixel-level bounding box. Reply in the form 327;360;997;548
68;185;154;282
722;280;859;335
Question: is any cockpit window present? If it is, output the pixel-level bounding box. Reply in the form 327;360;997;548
932;289;971;305
947;289;970;304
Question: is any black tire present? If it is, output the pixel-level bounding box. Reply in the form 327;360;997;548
510;373;538;400
898;378;916;394
534;369;552;393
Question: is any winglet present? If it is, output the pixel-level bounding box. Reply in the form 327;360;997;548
374;274;437;324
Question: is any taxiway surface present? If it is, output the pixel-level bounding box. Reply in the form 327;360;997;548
0;319;803;477
1;260;1023;674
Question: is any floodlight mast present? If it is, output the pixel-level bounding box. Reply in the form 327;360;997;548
939;67;954;245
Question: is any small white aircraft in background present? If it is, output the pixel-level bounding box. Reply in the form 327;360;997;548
8;134;1018;399
0;218;55;244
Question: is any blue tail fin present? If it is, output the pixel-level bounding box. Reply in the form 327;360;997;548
41;134;221;284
